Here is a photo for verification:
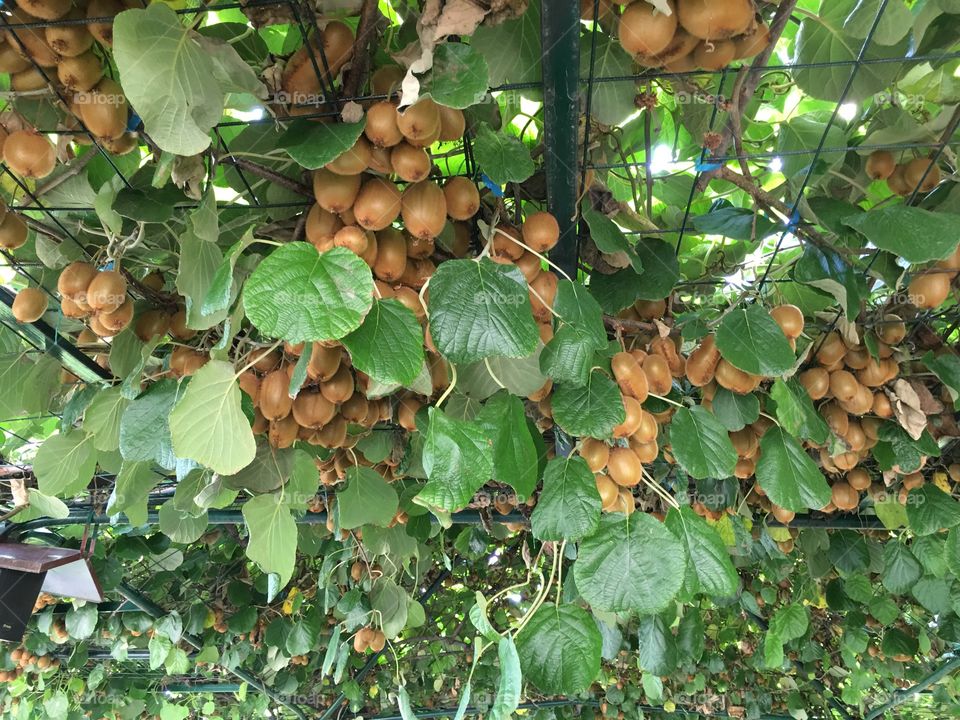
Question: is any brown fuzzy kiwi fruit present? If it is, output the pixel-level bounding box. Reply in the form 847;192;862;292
903;157;941;193
19;0;72;21
692;39;737;70
612;351;649;401
492;224;524;260
770;304;803;338
529;270;558;321
371;65;405;96
353;177;401;231
522;211;560;252
685;335;721;386
11;68;47;92
443;177;480;221
367;144;393;175
399;257;434;289
646;28;700;67
326;136;372;175
714;358;757;394
865;150;895;180
305;203;343;249
99;297;135;333
313;169;362;214
12;287;47;323
3;130;56;179
134;309;171;341
596;473;619;509
437;105;465;142
618;0;677;57
908;271;951;309
0;43;31;74
57;261;97;296
642;354;673;395
829;369;859;403
86;270;127;312
6;9;58;66
101;132;139;155
831;482;859;511
46;10;94;57
613;396;645;438
390;142;432;183
269;414;299;449
396;99;441;145
308;343;341;382
57;51;104;92
320;365;354;404
78;78;129;140
281;21;354;94
677;0;754;40
0;210;27;249
886;164;910;196
86;0;132;47
364;101;403;148
799;367;829;399
401;181;447;239
516;251;541;283
876;314;906;345
607;447;642;487
373;228;407;282
333;226;370;257
580;437;610;473
733;21;769;58
260;370;293;421
169;308;196;340
292;390;336;429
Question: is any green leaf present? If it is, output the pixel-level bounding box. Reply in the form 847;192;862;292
472;124;535;186
692;204;779;242
715;305;796;377
418;43;489;109
583;210;642;273
371;577;408;638
540;327;596;386
579;33;634;126
107;462;161;526
278;119;366;169
83;387;129;452
844;206;960;263
243;493;297;586
477;392;539;501
669;407;738;480
574;514;687;614
883;543;922;594
637;614;678;676
342;299;424;387
65;604;98;640
490;636;521;720
418;408;494;512
769;604;808;642
874;498;908;530
459;345;548;399
427;258;539;364
114;4;265;155
769;378;831;444
844;0;912;44
553;280;607;347
906;485;960;536
158;500;208;544
120;379;179;468
923;351;960;409
286;618;320;656
946;527;960;577
177;230;227;331
711;388;760;431
794;0;908;103
516;604;602;695
35;431;98;497
589;239;680;313
336;466;399;530
18;489;70;522
244;244;375;343
794;244;863;320
169;360;256;475
202;230;255;316
665;506;738;597
552;370;625;439
776;112;848;179
471;0;540;86
755;427;832;512
530;455;602;541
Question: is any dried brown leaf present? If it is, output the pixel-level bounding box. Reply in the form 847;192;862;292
887;379;928;441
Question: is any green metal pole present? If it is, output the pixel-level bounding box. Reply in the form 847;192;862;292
864;654;960;719
117;582;308;720
540;0;581;279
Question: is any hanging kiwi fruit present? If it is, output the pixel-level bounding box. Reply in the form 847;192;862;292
3;130;57;179
401;181;447;240
11;287;48;323
76;77;130;140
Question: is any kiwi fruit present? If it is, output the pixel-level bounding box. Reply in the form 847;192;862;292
693;39;737;70
799;367;829;399
6;9;58;66
903;157;940;193
305;203;343;249
829;370;859;403
442;177;480;220
886;165;911;196
580;437;610;473
618;0;677;57
134;309;171;341
326;136;372;175
396;99;441;145
87;0;136;47
313;169;362;214
260;370;294;421
399;257;434;289
492;225;524;260
612;351;649;401
372;66;406;96
0;43;31;74
365;100;403;147
770;504;794;525
307;343;341;382
685;335;721;387
99;298;135;333
909;271;951;309
816;331;847;366
169;308;196;340
282;22;354;95
831;482;859;511
320;365;354;404
401;181;447;239
770;304;803;338
77;78;129;140
57;261;97;296
3;130;56;179
102;132;139;155
11;68;47;92
607;447;642;487
678;0;754;40
319;21;355;77
638;27;699;67
353;177;401;231
269;414;299;449
522;211;560;253
86;270;127;312
643;354;673;395
333;226;370;257
437;105;466;142
865;150;895;180
733;21;769;59
529;270;558;321
516;251;541;283
390;142;432;183
373;228;407;282
339;393;369;423
11;287;47;323
292;390;336;429
367;144;393;175
714;358;757;394
18;0;72;21
57;51;104;92
0;211;27;250
614;396;645;438
46;10;94;57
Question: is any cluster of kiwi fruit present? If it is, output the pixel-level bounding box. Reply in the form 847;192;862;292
353;625;386;653
1;0;138;161
866;151;941;198
0;647;59;683
907;244;960;311
614;0;769;72
278;20;354;114
55;261;133;335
